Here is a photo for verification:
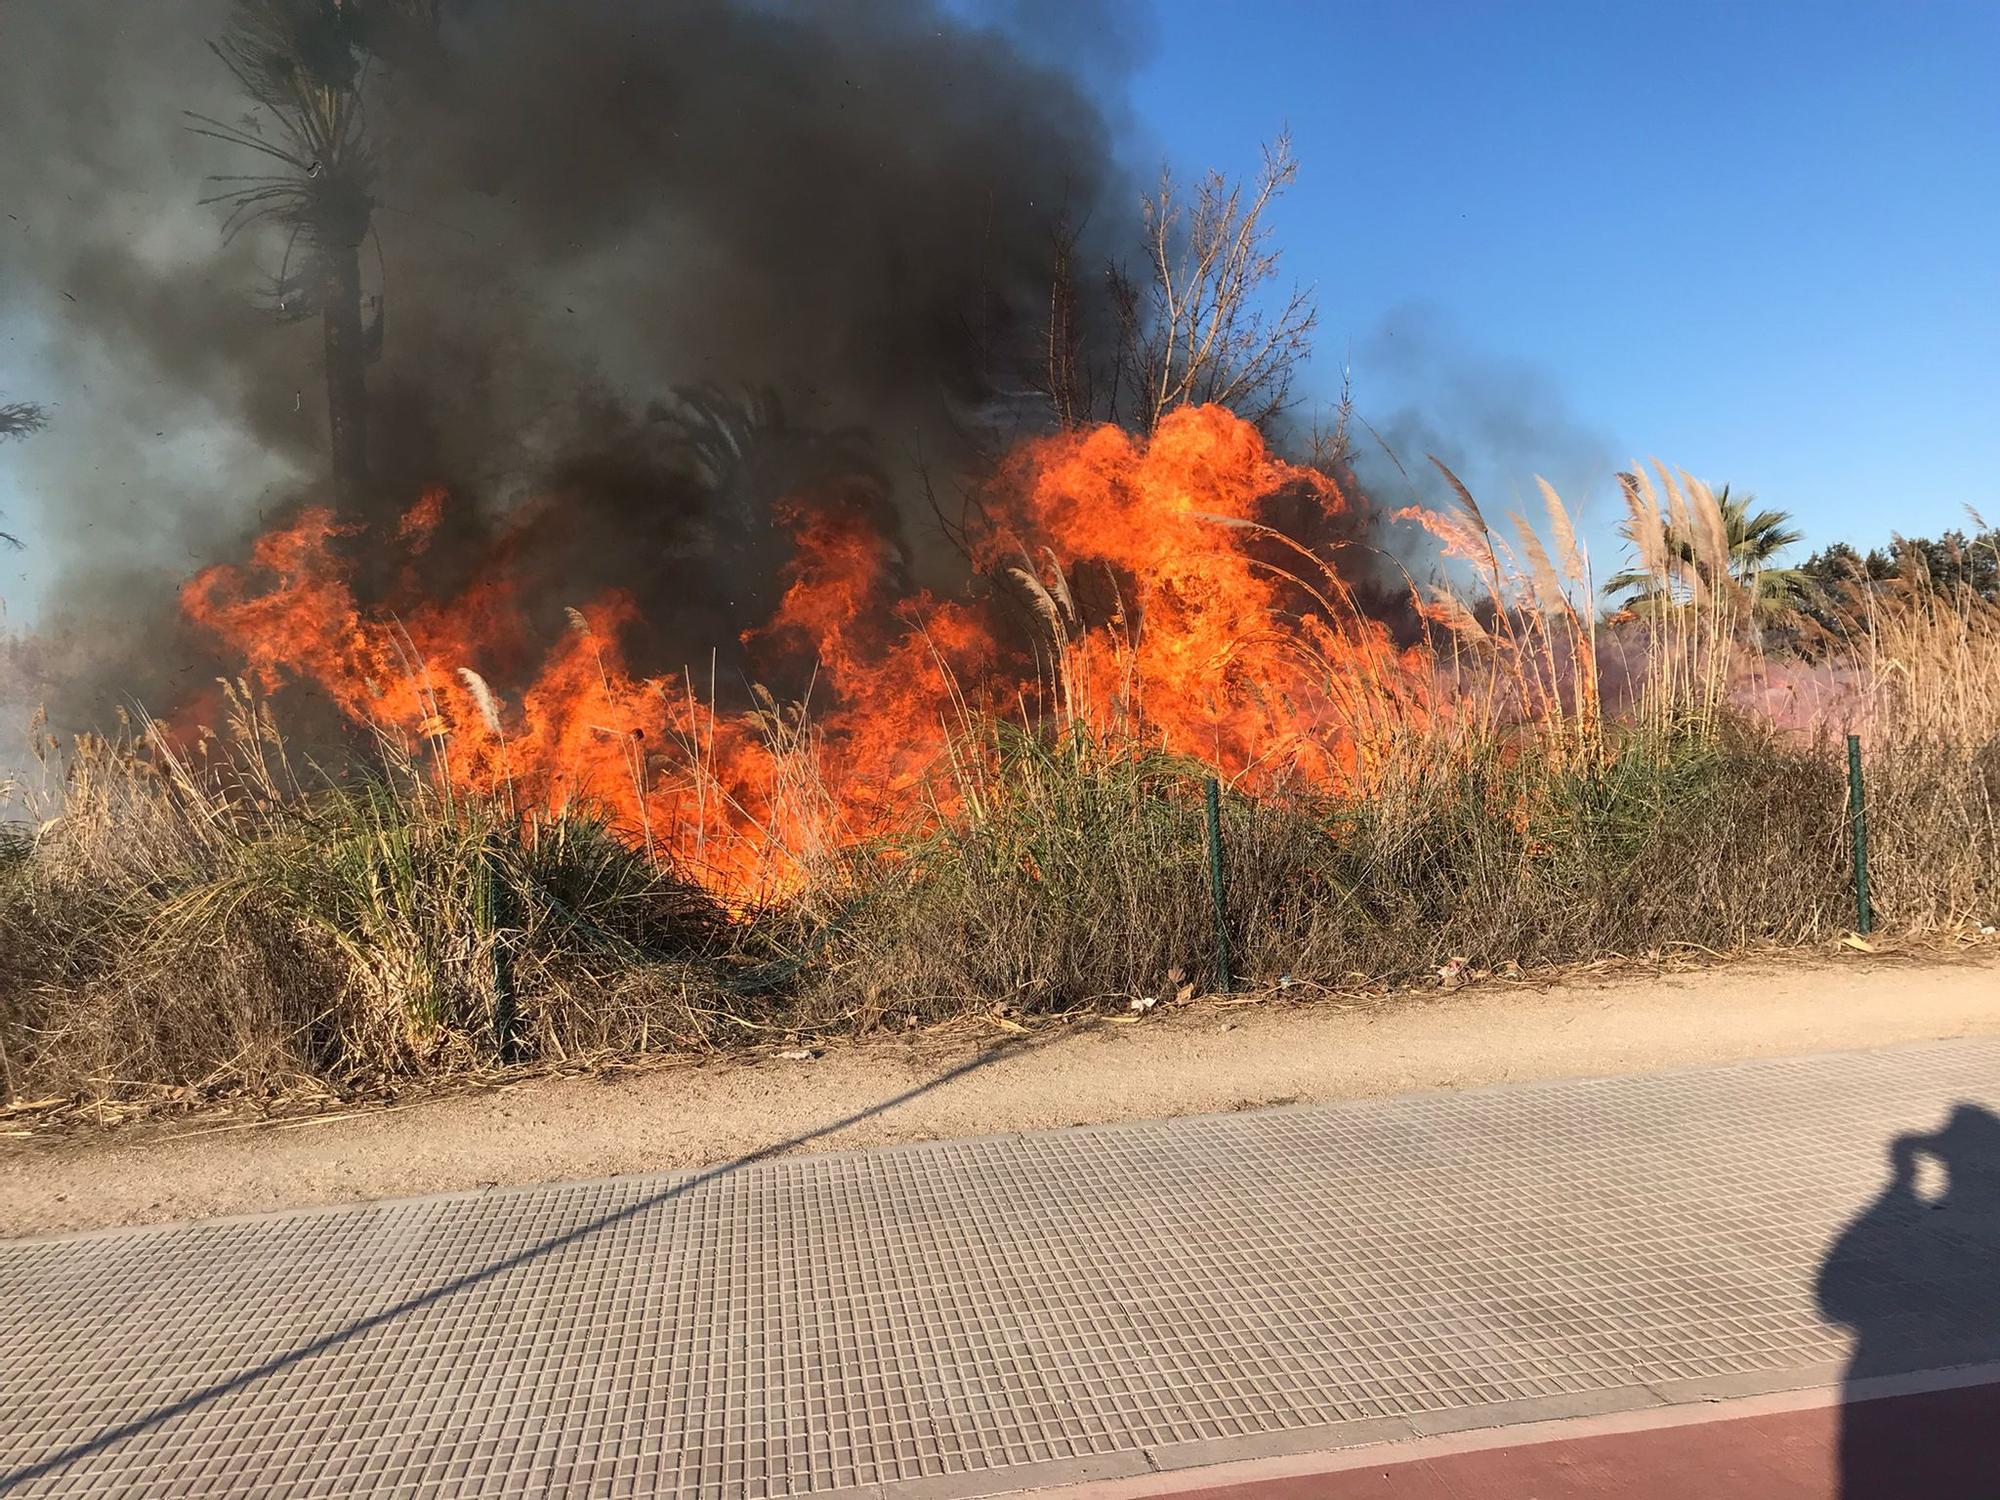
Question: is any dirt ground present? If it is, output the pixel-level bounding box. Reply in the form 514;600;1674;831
4;948;1996;1239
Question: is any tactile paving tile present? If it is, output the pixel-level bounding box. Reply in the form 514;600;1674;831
3;1037;1999;1498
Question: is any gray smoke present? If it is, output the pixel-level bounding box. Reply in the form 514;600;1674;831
1348;303;1618;585
0;0;1139;723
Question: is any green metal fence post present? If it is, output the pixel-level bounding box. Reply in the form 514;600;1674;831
1205;776;1234;993
1847;733;1873;936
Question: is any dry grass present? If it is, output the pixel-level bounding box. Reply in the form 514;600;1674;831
789;713;1870;1026
1845;579;2000;928
0;689;729;1105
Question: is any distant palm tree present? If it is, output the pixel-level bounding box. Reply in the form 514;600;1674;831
0;399;47;549
1606;484;1807;614
0;401;46;442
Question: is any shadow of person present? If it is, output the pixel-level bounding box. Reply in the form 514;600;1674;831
1816;1104;2000;1499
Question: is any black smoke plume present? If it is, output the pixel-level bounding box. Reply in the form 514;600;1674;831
0;0;1138;724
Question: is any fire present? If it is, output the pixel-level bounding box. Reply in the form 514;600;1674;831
180;406;1428;902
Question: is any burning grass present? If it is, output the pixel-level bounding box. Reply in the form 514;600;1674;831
5;411;1999;1110
0;692;732;1104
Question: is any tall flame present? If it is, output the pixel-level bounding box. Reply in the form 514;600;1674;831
181;406;1428;901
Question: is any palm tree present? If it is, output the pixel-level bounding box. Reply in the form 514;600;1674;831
0;401;46;443
0;399;47;549
189;2;377;508
187;1;438;509
1606;483;1807;614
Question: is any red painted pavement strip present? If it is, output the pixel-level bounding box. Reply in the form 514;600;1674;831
1012;1375;2000;1500
1153;1382;2000;1500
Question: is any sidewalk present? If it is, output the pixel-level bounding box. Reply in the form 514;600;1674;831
4;1036;1998;1498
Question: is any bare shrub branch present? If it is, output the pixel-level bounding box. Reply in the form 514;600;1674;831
1116;132;1317;432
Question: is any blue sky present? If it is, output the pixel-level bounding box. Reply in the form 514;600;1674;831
1120;0;2000;556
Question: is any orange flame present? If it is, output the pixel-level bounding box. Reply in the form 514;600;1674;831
180;407;1429;901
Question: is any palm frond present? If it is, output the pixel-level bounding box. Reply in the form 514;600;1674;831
0;401;49;442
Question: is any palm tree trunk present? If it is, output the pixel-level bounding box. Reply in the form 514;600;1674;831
322;238;369;509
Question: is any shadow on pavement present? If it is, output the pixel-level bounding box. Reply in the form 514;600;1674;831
0;1034;1039;1491
1816;1103;2000;1499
